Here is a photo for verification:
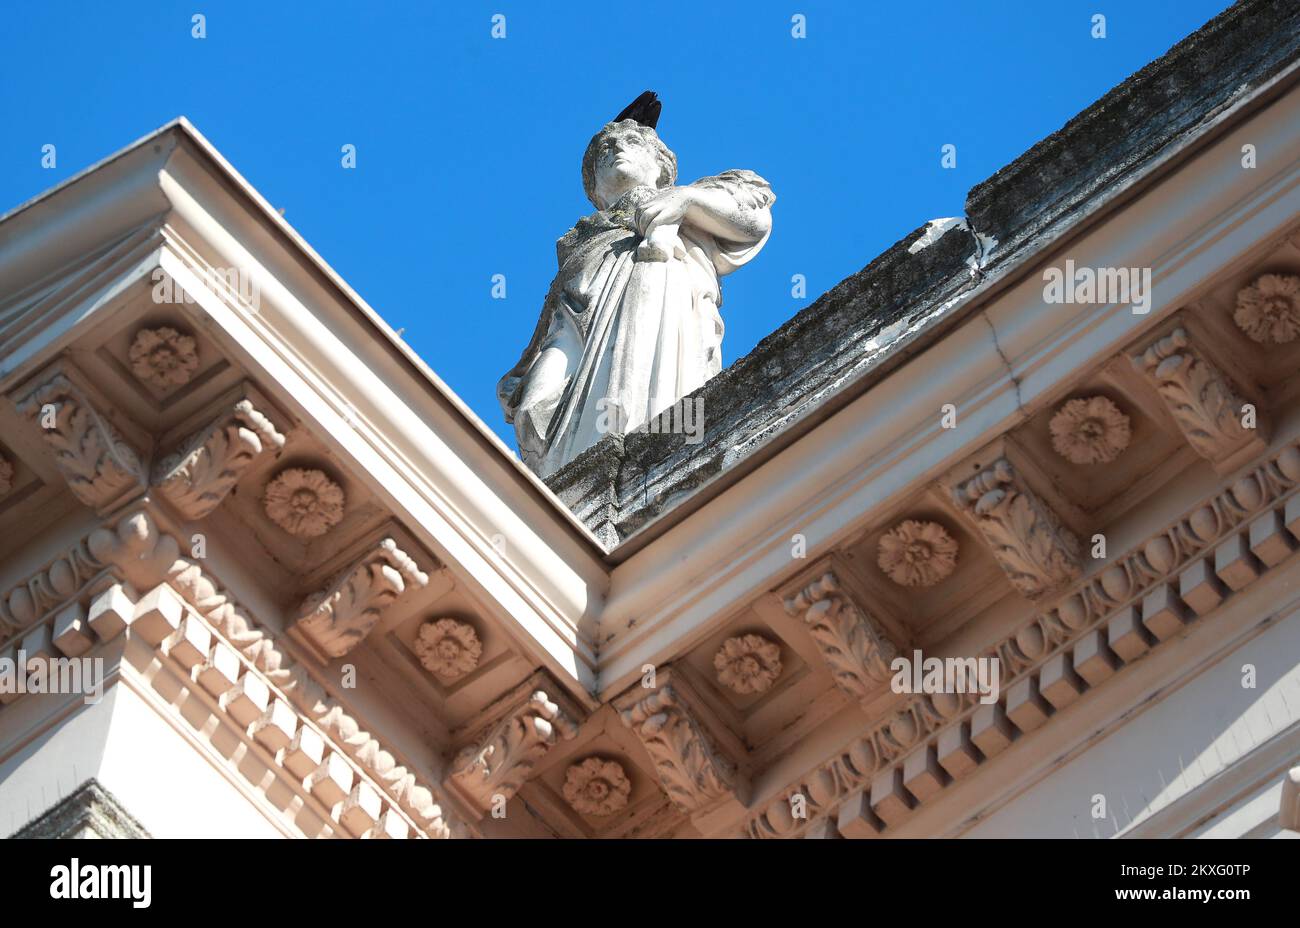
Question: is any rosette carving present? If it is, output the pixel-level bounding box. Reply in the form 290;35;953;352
263;467;345;537
713;634;782;694
1048;396;1130;465
1233;273;1300;344
877;520;958;586
414;618;482;680
129;326;199;388
563;757;632;816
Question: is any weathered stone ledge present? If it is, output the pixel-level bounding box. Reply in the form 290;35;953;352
546;0;1300;550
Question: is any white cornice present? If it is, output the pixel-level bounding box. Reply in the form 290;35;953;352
594;73;1300;696
3;72;1299;711
0;120;611;702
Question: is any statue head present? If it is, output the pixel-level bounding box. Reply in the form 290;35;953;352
582;120;677;210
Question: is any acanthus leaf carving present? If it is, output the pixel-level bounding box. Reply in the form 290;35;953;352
745;441;1300;839
447;686;578;814
153;398;285;519
161;534;457;838
617;675;738;815
1132;326;1266;470
783;571;898;706
16;372;146;513
13;508;461;837
952;458;1081;600
293;538;428;658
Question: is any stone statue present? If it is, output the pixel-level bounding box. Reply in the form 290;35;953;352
498;91;775;477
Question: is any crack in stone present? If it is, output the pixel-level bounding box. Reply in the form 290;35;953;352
979;308;1025;419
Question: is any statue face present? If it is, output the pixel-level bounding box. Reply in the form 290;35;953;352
593;131;663;207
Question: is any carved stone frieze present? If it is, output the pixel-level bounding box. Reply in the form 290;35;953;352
15;371;146;513
783;571;899;706
746;439;1300;839
154;398;285;519
950;458;1081;600
119;509;459;837
1;507;179;641
447;687;578;814
294;538;428;658
616;672;739;815
1131;326;1266;472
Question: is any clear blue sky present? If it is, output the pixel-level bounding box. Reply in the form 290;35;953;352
0;0;1234;451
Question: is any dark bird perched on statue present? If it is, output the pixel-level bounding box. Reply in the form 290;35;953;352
614;90;662;129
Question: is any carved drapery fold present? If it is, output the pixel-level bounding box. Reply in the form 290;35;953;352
951;458;1082;600
447;688;578;814
783;571;898;706
16;372;146;513
153;398;285;519
293;538;428;658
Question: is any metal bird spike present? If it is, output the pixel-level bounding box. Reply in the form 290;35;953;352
614;90;662;129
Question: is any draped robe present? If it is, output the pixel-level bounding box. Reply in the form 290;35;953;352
498;170;774;477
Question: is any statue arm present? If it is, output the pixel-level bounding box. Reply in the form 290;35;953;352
634;170;774;252
683;170;775;244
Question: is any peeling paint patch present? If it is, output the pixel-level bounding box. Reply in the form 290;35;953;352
908;217;968;254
